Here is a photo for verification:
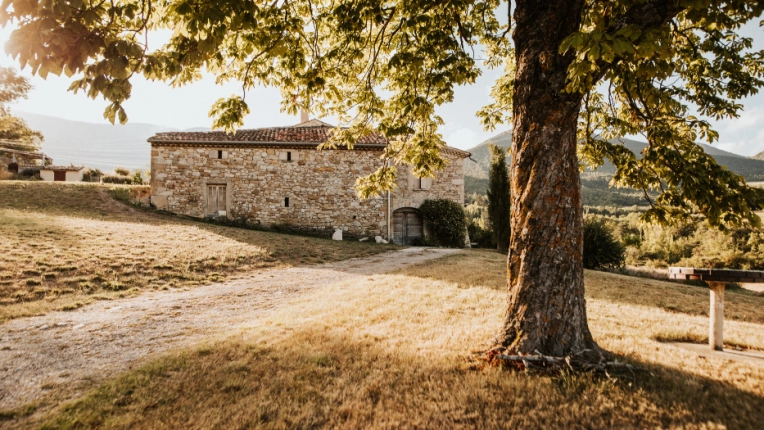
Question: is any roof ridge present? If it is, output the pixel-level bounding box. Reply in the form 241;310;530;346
148;127;471;158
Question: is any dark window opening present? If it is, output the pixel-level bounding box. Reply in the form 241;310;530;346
286;151;292;161
285;197;290;207
217;150;223;159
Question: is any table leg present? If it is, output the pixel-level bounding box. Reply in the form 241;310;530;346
708;282;725;351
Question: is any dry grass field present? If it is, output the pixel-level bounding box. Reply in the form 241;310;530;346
0;181;395;322
17;250;764;429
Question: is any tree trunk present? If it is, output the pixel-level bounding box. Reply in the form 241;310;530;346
496;0;599;356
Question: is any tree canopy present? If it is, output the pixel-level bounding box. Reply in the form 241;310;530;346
0;66;42;152
2;0;762;225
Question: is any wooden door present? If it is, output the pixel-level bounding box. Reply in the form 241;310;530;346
406;212;423;241
207;184;226;216
392;208;423;245
393;211;405;245
54;171;66;181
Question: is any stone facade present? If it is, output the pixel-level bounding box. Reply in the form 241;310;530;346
149;125;469;240
392;158;465;212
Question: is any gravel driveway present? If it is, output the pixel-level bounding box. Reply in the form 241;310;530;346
0;247;456;410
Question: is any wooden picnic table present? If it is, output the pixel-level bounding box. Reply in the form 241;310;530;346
668;267;764;351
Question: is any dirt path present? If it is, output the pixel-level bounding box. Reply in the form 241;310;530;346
0;247;456;410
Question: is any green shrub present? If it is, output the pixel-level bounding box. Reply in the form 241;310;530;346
109;187;131;203
131;170;145;185
419;199;467;248
583;217;625;270
19;167;40;178
467;221;495;249
114;167;130;176
102;174;132;185
465;198;495;248
82;167;103;182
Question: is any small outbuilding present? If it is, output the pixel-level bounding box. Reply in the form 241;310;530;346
39;165;84;182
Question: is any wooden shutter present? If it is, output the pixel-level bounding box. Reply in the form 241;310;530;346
54;171;66;181
420;177;432;190
218;185;227;213
408;170;418;190
207;185;216;215
207;184;226;216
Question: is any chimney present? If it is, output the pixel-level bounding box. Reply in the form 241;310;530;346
300;109;309;123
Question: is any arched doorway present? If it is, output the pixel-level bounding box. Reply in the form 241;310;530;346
392;207;423;245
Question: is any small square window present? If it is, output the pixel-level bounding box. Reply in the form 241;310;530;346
217;150;223;159
284;197;290;207
286;151;292;161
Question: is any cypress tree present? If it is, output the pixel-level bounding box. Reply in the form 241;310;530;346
486;143;510;253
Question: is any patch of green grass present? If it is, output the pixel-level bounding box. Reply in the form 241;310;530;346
0;402;38;422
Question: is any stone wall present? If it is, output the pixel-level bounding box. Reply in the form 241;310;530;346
150;144;466;238
392;155;465;211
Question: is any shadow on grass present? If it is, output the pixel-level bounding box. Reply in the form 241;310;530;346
20;327;764;429
584;270;764;324
398;251;764;325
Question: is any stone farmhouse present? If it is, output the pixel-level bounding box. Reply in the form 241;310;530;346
148;119;470;245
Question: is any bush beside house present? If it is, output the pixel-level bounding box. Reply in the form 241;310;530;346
419;199;467;248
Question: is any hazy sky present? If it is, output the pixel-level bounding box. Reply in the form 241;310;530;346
1;22;763;155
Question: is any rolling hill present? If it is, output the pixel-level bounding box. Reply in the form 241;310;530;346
16;112;210;171
465;130;764;206
753;150;764;161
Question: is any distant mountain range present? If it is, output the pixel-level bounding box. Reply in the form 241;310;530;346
465;130;759;179
464;130;764;206
12;111;764;195
17;112;209;171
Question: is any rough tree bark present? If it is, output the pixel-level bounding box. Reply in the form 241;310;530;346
495;0;599;356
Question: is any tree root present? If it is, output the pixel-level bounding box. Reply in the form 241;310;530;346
474;347;647;382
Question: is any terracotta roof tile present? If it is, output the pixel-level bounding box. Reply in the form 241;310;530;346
40;166;84;171
16;165;83;171
148;124;387;145
148;124;471;158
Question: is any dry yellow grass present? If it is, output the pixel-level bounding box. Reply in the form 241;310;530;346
0;181;395;321
18;250;764;429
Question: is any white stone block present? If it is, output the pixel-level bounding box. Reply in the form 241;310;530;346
375;236;384;243
332;229;343;241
